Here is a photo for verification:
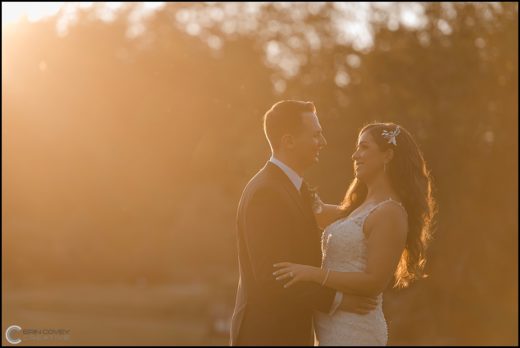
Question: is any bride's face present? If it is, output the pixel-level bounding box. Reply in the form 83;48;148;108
351;130;388;181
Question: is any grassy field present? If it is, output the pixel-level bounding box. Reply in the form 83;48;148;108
2;282;232;346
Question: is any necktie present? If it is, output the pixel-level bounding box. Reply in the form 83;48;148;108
300;181;322;229
300;181;314;213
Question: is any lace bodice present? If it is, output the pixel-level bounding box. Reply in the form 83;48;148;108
314;198;407;346
321;198;406;271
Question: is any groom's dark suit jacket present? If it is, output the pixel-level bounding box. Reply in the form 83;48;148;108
230;161;336;346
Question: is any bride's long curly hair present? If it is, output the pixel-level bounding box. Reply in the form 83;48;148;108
340;122;437;289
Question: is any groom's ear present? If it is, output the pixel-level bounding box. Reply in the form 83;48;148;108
280;134;296;149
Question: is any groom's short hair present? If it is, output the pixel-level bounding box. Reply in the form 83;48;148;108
263;100;316;150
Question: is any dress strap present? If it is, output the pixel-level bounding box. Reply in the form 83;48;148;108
364;197;407;219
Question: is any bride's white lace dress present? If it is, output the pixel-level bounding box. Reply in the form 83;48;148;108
314;198;406;346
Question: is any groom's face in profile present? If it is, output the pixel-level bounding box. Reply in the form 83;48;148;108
290;111;327;169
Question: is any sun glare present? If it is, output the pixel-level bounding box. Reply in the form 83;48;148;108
2;2;67;26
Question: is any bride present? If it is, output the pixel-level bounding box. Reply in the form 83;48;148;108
273;123;436;345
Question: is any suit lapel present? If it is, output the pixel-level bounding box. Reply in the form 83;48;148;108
264;161;309;219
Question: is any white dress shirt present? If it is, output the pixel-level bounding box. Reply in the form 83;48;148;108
269;155;343;315
269;155;303;191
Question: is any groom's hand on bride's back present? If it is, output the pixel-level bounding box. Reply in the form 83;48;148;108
338;293;378;314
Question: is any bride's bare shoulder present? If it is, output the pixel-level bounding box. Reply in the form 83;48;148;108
364;201;408;239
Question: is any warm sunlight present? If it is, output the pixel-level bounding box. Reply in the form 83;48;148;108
2;2;517;346
2;2;165;36
2;2;68;25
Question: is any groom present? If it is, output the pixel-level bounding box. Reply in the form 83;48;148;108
230;100;377;345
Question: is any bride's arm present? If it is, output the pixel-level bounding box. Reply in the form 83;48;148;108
274;203;408;297
311;193;345;229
